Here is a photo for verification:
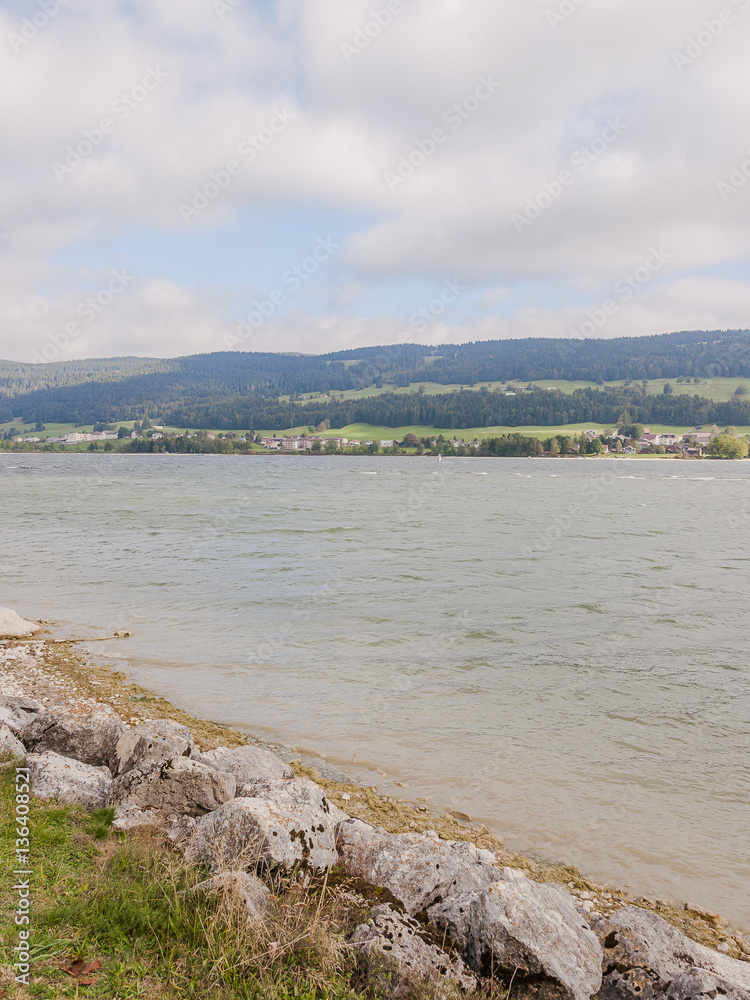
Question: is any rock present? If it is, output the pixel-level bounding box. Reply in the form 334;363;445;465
111;805;169;831
336;818;505;914
108;756;235;818
167;813;198;848
196;745;293;783
21;699;126;770
0;608;42;638
353;903;477;999
0;695;44;735
0;724;26;762
187;778;338;872
684;901;728;928
113;719;195;775
195;872;271;922
28;751;112;811
593;906;750;1000
429;869;602;1000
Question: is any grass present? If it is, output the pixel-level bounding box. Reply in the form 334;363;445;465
280;376;750;405
0;766;495;1000
256;421;750;443
4;378;750;446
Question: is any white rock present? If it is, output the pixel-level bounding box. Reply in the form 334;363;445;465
353;903;477;999
113;719;195;775
21;698;126;770
112;804;169;831
195;872;271;922
593;906;750;1000
429;871;603;1000
0;724;26;762
0;696;44;735
336;818;506;914
0;608;42;638
196;745;293;783
28;751;112;811
187;778;338;872
108;756;236;817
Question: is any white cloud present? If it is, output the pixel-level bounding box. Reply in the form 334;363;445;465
1;0;749;360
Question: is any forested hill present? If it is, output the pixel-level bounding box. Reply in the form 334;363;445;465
2;330;750;429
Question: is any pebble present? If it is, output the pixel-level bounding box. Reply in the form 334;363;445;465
717;943;730;954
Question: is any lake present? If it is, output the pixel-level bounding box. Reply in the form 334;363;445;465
1;453;748;929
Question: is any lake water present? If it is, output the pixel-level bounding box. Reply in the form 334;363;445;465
1;453;748;929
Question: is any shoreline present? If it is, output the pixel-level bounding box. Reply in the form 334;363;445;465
2;620;748;962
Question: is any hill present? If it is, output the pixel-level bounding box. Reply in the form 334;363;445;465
3;330;750;431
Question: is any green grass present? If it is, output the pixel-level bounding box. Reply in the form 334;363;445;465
256;421;750;442
0;769;482;999
4;376;749;447
280;376;750;405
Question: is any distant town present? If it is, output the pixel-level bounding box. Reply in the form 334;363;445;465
2;419;747;459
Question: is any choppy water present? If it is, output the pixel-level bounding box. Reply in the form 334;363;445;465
1;454;748;928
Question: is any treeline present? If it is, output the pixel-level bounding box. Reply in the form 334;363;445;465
145;385;750;431
7;383;750;432
4;330;750;426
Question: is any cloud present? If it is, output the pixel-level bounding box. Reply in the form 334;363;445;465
1;0;749;360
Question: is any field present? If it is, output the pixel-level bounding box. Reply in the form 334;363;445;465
3;375;750;446
287;376;750;404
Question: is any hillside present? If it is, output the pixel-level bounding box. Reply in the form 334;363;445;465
3;330;750;431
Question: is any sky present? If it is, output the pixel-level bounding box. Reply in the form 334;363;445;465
1;0;750;363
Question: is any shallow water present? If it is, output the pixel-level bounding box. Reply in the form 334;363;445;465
1;453;748;928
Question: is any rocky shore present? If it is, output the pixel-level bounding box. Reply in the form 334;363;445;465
2;609;749;1000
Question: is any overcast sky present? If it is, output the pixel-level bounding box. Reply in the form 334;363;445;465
2;0;749;363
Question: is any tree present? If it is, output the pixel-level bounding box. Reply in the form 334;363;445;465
707;434;749;459
117;426;130;439
548;438;560;456
663;383;673;395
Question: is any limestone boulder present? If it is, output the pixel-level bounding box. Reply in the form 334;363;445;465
0;724;26;762
196;745;293;783
592;906;750;1000
113;719;195;775
28;751;112;811
187;778;338;872
429;869;602;1000
0;608;42;638
21;699;125;770
0;695;44;735
195;871;271;922
336;818;505;914
108;756;235;817
353;903;477;999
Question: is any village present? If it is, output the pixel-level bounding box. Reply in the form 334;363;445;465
3;424;738;456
